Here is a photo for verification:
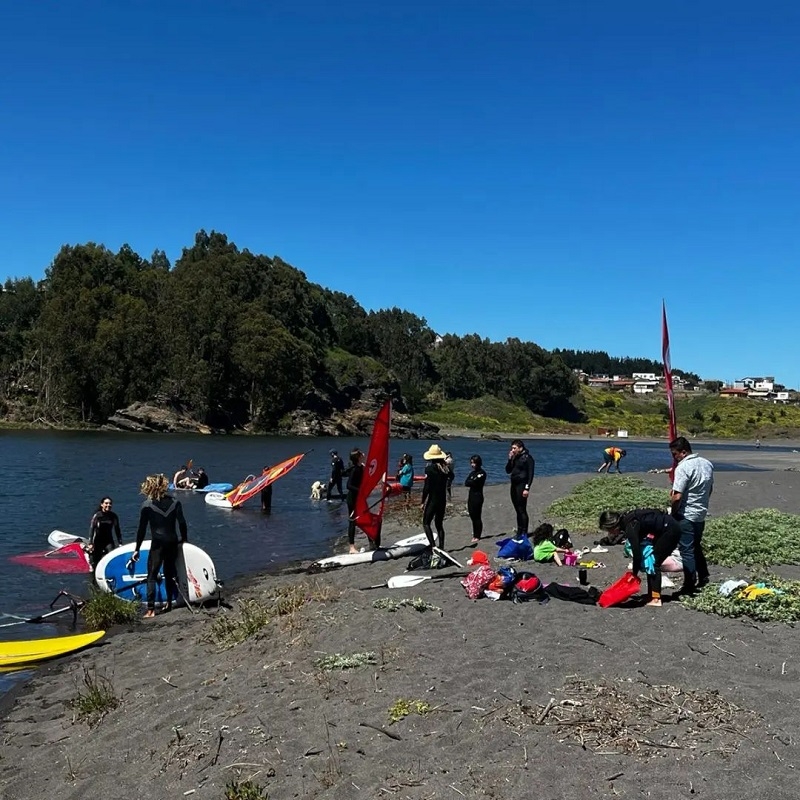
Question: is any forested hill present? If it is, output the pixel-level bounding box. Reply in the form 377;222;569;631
0;230;661;432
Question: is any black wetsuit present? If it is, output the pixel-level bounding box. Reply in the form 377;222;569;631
327;454;345;500
505;449;535;535
261;484;273;512
135;496;188;610
464;468;487;540
621;508;681;596
195;472;209;490
345;463;364;545
422;462;449;549
88;510;122;569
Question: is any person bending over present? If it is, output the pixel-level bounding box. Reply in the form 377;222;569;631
133;474;188;619
599;508;681;607
597;447;626;474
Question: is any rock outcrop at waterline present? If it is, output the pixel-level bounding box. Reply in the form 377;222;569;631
104;393;440;439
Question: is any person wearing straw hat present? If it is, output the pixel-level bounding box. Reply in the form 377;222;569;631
421;444;449;550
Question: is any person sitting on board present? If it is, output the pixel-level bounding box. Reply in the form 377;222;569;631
326;450;345;501
86;497;122;569
597;446;627;474
172;465;193;489
421;444;449;550
261;466;273;513
132;474;188;619
344;449;365;554
598;508;681;607
192;467;209;490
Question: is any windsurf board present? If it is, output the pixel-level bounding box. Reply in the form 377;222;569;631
0;631;105;668
48;530;87;549
95;542;219;605
309;542;427;571
204;491;233;509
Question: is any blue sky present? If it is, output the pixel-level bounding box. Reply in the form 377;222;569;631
2;1;798;386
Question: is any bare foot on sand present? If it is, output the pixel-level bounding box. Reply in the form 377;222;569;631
646;598;663;607
143;610;156;619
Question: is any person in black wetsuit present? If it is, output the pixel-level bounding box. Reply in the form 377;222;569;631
464;455;487;545
193;468;209;490
505;439;534;536
326;450;345;501
260;466;273;513
132;474;188;618
344;449;365;554
421;444;449;550
599;508;682;607
87;497;122;569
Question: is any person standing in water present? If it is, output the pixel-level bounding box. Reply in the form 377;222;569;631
87;497;122;569
421;444;449;550
464;455;487;545
132;474;188;619
260;466;273;513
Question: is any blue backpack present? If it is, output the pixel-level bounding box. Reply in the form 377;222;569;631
496;534;533;561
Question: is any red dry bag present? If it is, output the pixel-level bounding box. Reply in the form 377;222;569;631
598;572;642;608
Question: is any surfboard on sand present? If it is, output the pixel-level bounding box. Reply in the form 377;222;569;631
308;542;428;572
95;542;220;605
0;631;105;668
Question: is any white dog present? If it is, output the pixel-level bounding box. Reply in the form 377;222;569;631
310;480;325;500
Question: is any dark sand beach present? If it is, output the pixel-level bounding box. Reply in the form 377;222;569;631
2;448;799;800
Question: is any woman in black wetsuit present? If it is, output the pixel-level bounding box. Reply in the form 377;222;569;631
87;497;123;569
345;449;365;554
421;444;449;550
132;474;188;619
464;455;487;546
599;508;682;607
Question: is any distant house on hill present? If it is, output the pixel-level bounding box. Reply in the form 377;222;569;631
735;376;775;392
720;387;749;399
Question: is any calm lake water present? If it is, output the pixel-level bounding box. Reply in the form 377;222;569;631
0;429;764;691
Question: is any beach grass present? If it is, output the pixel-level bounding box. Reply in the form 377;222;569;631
81;589;139;631
69;668;120;726
224;780;270;800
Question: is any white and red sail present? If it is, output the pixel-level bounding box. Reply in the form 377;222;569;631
353;399;391;543
225;453;306;508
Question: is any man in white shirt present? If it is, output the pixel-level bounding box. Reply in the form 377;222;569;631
669;436;714;595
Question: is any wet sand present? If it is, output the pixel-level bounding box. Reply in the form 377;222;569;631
2;452;799;799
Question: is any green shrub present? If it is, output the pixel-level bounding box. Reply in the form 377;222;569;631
314;652;377;671
81;589;138;631
545;477;670;531
682;576;800;623
705;509;800;566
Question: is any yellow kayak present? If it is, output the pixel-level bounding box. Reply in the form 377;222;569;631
0;631;105;668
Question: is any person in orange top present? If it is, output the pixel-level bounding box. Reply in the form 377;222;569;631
597;446;627;474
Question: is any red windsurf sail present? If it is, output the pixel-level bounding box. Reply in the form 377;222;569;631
353;399;391;543
9;542;92;574
225;453;306;508
662;300;678;480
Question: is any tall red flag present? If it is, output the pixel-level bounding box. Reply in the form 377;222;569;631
662;301;678;480
353;399;391;543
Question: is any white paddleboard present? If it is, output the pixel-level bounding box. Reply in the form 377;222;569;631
95;541;219;604
204;492;233;509
48;530;87;549
310;543;427;571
